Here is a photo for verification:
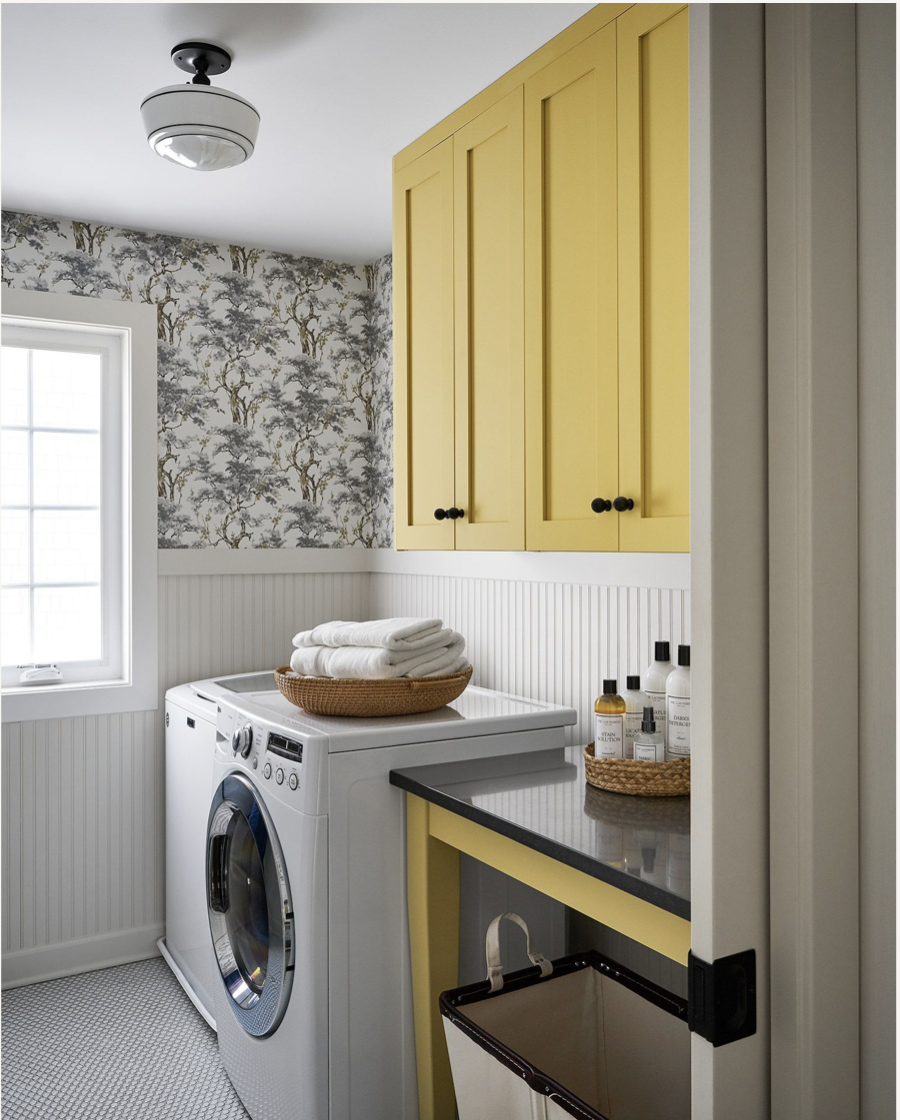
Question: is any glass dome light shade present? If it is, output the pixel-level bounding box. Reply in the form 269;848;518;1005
140;85;259;172
151;129;248;172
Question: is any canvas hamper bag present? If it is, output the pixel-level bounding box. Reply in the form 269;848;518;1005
441;913;690;1120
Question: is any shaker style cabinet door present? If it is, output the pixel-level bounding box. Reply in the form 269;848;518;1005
453;88;525;551
616;4;690;553
524;25;619;551
393;139;456;549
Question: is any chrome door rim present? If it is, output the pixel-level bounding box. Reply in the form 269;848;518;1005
206;771;294;1037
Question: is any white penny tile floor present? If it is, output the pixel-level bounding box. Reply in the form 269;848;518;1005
2;957;248;1119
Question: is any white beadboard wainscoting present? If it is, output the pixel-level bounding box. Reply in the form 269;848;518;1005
371;573;690;747
1;571;371;987
2;558;688;987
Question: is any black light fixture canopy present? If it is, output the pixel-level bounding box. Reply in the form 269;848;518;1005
171;41;232;85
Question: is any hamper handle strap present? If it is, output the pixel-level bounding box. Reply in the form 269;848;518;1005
485;912;553;993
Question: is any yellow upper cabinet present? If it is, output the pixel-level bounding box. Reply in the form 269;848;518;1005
616;4;690;552
393;138;456;550
453;88;525;551
524;25;619;551
393;4;690;553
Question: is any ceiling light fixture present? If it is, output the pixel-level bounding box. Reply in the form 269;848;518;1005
140;42;259;172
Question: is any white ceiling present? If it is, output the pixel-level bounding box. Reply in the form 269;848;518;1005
1;3;594;262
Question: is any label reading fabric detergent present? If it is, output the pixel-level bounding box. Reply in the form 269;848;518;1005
594;713;624;759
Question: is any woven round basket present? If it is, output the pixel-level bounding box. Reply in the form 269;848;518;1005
273;664;473;718
583;742;690;798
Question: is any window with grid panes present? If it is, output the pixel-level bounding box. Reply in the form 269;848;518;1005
1;325;125;687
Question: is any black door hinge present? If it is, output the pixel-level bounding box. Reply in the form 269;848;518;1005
687;949;756;1046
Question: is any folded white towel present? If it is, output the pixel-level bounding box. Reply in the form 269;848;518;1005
293;617;451;653
290;638;468;680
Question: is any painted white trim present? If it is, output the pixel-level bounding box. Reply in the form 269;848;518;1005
158;545;691;589
158;547;371;577
1;290;158;722
690;6;770;1117
1;922;163;989
766;8;860;1117
369;549;690;588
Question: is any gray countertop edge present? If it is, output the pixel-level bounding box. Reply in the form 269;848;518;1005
389;767;691;922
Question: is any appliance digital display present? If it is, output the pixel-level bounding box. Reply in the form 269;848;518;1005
268;732;303;762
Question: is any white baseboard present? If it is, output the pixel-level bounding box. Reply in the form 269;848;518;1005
1;923;164;989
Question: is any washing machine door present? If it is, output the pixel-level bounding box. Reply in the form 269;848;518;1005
206;772;294;1038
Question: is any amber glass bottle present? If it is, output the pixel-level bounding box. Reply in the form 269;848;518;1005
593;679;625;759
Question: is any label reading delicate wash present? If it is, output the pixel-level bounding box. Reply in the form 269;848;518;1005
594;713;624;759
666;696;691;757
623;712;642;759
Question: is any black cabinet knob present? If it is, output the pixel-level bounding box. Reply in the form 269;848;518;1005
447;507;465;520
613;497;634;512
434;508;448;521
591;498;612;513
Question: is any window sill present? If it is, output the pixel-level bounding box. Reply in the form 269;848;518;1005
1;676;158;723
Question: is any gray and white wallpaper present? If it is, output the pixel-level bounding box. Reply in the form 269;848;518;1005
1;211;393;549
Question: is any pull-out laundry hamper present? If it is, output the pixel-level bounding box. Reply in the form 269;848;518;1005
441;913;690;1120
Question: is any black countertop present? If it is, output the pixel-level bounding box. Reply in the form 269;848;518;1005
390;746;690;921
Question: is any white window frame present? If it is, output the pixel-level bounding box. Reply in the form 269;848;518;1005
1;290;157;721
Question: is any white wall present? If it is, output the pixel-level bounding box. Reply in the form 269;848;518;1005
856;5;896;1115
2;556;688;986
371;571;690;749
1;570;370;987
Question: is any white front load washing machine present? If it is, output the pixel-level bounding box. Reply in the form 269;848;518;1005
194;671;575;1120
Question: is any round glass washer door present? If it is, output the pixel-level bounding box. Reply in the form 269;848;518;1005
206;771;294;1037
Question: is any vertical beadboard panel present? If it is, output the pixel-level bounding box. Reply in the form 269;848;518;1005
1;570;371;968
371;573;690;746
3;566;688;973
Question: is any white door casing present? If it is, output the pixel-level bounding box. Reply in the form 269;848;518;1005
690;5;770;1119
766;5;862;1119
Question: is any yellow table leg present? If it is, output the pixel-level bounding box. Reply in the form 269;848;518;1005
406;793;460;1120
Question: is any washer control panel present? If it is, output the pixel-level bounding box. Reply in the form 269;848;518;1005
215;701;319;811
267;731;303;764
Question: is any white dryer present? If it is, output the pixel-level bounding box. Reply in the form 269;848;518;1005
197;671;576;1120
161;683;220;1026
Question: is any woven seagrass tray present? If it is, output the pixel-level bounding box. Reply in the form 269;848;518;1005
274;664;473;718
584;742;690;798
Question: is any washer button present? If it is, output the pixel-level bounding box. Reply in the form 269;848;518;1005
252;756;259;770
275;768;285;786
288;772;299;791
263;762;272;780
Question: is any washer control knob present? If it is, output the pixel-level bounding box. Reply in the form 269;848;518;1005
275;767;285;786
263;762;272;780
232;723;253;758
288;772;299;791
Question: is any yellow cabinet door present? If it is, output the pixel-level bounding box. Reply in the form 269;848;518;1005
524;25;619;551
453;88;525;551
616;4;690;553
393;139;456;549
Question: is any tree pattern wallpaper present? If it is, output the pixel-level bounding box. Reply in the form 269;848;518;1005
1;211;393;549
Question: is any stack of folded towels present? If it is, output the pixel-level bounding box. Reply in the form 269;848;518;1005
289;618;469;680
